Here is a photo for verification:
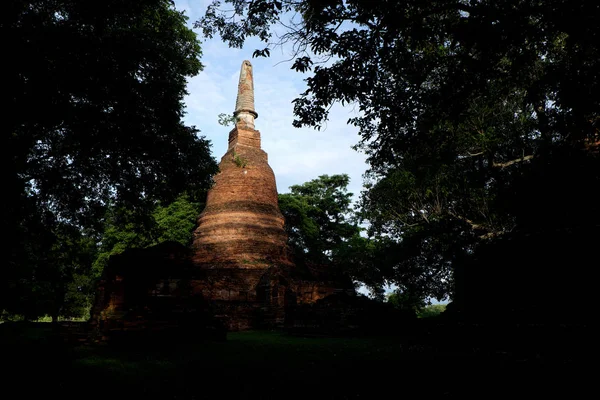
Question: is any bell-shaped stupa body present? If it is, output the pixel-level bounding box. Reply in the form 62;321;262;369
192;60;290;268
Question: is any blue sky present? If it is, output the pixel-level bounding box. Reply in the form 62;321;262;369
174;0;368;201
173;2;450;302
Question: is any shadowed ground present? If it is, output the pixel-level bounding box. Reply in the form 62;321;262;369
1;322;591;399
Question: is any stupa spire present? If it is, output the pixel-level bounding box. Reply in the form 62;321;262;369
233;60;258;129
192;59;289;271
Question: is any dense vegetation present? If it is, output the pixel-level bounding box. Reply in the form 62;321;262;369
1;3;595;396
3;0;218;321
199;0;600;318
4;1;599;322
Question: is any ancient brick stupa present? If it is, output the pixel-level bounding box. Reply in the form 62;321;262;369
188;60;299;329
89;61;353;338
192;60;290;269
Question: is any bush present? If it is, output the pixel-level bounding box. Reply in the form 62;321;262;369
417;304;446;318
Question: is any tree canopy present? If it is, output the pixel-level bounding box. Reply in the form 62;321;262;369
93;194;204;276
3;0;218;316
279;174;359;265
200;0;600;313
279;174;390;298
7;0;216;225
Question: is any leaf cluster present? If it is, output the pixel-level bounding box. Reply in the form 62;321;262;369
93;194;203;276
3;1;218;315
200;0;600;304
7;0;216;230
279;174;360;265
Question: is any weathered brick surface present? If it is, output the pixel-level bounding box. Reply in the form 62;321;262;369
90;60;355;337
228;126;261;149
189;60;353;328
192;136;291;269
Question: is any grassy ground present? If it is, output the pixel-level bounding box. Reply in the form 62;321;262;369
0;322;591;399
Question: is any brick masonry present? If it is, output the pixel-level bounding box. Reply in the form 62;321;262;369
89;61;353;338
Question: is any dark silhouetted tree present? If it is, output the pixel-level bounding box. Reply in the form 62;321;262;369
93;194;203;276
3;0;218;316
199;0;600;317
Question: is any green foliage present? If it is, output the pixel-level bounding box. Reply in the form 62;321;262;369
386;290;426;314
153;195;203;245
278;174;390;293
5;175;204;322
8;0;215;228
93;194;203;277
233;152;248;168
0;311;24;322
4;1;218;315
200;0;600;310
2;223;97;321
417;304;446;319
218;113;237;127
387;292;446;318
279;174;360;265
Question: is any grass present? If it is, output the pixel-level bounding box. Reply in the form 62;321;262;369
66;332;443;398
0;323;592;399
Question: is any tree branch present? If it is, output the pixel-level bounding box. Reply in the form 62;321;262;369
492;155;533;168
388;209;421;228
448;211;503;239
467;151;484;157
